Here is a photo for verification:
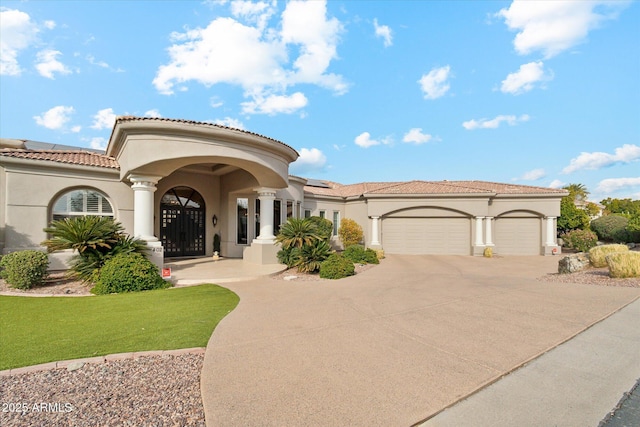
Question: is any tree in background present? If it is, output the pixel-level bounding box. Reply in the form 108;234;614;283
601;198;640;217
558;184;590;234
564;183;589;202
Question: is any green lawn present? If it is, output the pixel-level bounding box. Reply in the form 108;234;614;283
0;284;239;370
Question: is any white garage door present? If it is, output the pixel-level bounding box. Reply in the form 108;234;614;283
383;218;471;255
494;217;541;255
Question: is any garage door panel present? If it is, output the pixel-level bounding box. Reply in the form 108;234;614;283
494;218;540;255
383;218;470;255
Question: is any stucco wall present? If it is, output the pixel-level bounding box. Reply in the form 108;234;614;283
1;164;131;254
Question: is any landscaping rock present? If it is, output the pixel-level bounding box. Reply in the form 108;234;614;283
558;253;590;274
66;362;85;372
283;275;298;281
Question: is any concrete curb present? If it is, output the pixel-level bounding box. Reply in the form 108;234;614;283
0;347;206;377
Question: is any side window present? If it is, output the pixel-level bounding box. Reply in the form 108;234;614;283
319;210;326;219
51;189;114;221
332;211;340;236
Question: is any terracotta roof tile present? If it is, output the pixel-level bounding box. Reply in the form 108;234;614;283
305;179;566;197
0;149;119;169
114;116;296;152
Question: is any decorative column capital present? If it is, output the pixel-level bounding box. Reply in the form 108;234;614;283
253;187;277;199
128;174;162;191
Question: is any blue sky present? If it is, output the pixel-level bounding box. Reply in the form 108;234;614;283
1;0;639;201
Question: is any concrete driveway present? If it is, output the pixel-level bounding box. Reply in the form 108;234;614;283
201;255;640;426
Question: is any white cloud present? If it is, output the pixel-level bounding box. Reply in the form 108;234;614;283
0;8;39;75
548;179;566;189
290;147;327;173
501;61;551;95
497;1;629;58
43;20;56;30
210;97;224;108
402;128;433;145
462;114;530;130
35;49;71;79
241;92;307;115
33;105;75;130
518;168;546;181
89;137;107;151
418;65;451;100
144;109;162;118
153;1;346;115
596;177;640;194
214;117;245;129
70;125;81;133
354;132;392;148
354;132;379;148
562;144;640;174
91;108;116;130
373;18;392;47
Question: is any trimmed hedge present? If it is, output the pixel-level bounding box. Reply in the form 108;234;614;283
319;254;355;280
342;245;379;264
91;253;170;295
0;250;49;290
588;244;629;268
606;252;640;278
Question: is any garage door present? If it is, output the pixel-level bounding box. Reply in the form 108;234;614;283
383;218;471;255
494;217;541;255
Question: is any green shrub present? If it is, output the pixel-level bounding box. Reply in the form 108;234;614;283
277;246;301;268
306;216;333;242
42;216;147;282
342;245;379;264
294;240;333;273
338;218;363;248
276;218;322;249
561;229;598;252
320;254;355;279
625;215;640;243
588;244;629;268
0;250;49;290
91;253;170;295
590;215;629;242
605;251;640;278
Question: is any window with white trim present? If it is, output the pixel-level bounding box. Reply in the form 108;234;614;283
52;189;114;221
332;211;340;236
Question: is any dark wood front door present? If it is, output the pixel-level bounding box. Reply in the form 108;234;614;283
160;187;205;257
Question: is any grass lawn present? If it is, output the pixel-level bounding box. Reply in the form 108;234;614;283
0;284;239;370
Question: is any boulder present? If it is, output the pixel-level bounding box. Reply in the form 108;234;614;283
558;253;590;274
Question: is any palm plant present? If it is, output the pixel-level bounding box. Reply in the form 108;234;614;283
294;240;333;273
275;218;322;249
42;216;147;282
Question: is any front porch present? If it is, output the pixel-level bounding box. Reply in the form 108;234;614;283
164;257;286;286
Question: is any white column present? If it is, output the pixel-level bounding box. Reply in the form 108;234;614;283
129;174;161;242
370;216;380;246
545;216;557;246
475;217;485;246
254;188;276;243
485;216;494;246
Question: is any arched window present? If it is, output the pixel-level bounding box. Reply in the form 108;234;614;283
51;189;114;221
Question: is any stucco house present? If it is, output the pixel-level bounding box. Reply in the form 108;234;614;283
0;117;566;269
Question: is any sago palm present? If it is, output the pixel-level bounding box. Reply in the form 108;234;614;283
275;218;322;249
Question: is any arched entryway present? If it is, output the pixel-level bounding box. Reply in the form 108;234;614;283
160;186;206;257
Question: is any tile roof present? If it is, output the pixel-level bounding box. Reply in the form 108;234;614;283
0;149;119;169
304;179;566;197
114;116;296;152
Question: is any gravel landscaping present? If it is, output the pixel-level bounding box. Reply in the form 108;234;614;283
0;353;205;426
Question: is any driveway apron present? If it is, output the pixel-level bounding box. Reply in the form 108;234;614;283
201;255;640;426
